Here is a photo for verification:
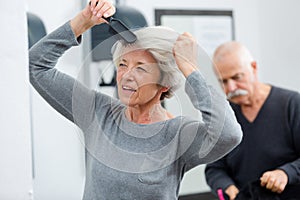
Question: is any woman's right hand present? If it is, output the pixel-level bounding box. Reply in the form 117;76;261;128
71;0;116;37
85;0;115;24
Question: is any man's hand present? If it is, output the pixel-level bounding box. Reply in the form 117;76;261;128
260;169;288;193
225;184;239;200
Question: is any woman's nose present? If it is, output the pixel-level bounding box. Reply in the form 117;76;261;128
122;68;135;81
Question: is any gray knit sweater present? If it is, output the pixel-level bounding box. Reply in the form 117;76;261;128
29;22;242;200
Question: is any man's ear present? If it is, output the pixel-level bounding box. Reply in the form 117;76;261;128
251;61;257;72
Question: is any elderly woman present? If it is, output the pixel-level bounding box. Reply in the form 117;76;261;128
29;0;242;199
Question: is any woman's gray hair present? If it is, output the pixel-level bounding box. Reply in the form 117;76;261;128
111;26;184;100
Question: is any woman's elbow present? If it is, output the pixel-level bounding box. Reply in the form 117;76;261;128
227;124;243;149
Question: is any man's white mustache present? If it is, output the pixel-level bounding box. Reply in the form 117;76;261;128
227;89;248;99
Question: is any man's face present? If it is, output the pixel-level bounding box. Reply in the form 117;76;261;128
214;54;256;105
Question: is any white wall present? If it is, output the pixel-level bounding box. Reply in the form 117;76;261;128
19;0;300;199
0;1;33;199
26;0;85;200
258;0;300;91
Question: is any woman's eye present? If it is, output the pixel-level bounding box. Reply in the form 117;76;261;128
136;66;147;72
119;63;127;68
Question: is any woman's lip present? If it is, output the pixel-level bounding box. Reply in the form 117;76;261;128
120;85;137;96
122;85;137;92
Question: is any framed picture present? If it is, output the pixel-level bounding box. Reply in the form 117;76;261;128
155;9;235;56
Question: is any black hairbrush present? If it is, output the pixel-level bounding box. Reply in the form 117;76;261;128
89;1;137;43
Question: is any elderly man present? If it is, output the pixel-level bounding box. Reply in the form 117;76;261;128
205;41;300;200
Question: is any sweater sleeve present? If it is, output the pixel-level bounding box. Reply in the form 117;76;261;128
204;156;236;194
278;91;300;185
182;71;242;168
29;21;96;126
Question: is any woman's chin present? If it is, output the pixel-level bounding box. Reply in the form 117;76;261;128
119;97;134;106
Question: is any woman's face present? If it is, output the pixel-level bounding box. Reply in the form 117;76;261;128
116;49;165;107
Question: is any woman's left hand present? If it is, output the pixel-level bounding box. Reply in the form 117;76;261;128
173;32;198;77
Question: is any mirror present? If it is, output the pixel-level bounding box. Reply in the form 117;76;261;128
155;9;234;198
